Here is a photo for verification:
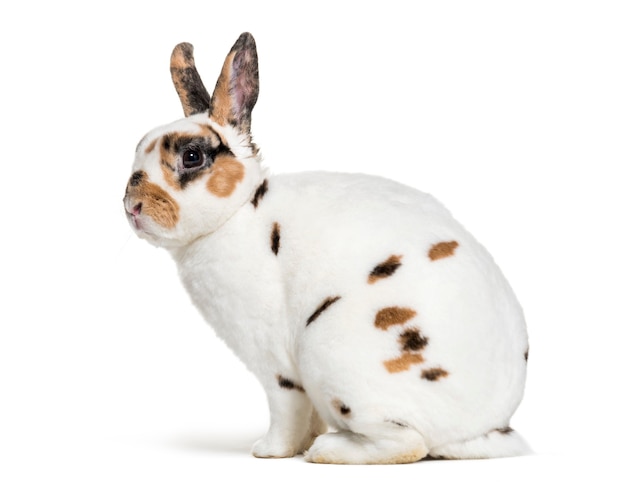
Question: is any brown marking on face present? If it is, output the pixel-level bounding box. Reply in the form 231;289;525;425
144;138;157;154
399;328;429;352
495;427;514;435
421;367;449;381
306;296;341;327
368;255;403;284
206;156;245;197
383;353;425;373
251;179;268;208
374;307;417;330
332;398;352;417
271;222;280;255
277;375;305;393
159;135;179;190
210;51;236;126
128;173;179;229
428;241;460;261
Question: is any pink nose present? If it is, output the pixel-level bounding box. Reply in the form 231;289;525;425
132;202;142;216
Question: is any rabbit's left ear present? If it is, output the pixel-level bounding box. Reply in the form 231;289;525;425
170;43;211;116
210;32;259;133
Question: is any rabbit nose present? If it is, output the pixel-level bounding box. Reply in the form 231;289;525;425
132;202;142;216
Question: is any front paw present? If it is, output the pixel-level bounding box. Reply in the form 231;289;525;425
252;435;298;459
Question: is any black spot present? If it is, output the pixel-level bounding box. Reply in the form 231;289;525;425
277;375;305;392
339;404;351;416
400;328;429;352
271;222;280;255
179;167;208;188
306;296;341;327
421;368;449;381
163;137;171;151
368;255;403;283
129;171;145;186
524;349;529;362
387;420;408;428
251;179;268;208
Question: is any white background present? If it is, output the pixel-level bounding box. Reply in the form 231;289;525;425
1;1;625;480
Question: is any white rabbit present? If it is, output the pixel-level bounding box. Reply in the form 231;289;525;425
123;32;530;464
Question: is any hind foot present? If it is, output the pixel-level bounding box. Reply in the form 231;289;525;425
304;428;427;464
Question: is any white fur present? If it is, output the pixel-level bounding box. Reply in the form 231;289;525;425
123;36;530;464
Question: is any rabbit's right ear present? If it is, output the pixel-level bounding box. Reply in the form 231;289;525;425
210;32;259;133
170;43;211;117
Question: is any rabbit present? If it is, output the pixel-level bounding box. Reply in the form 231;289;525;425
123;32;530;464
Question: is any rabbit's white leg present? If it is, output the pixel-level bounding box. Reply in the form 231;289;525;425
252;376;326;458
304;420;428;465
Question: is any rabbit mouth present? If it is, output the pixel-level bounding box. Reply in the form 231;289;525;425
125;202;147;233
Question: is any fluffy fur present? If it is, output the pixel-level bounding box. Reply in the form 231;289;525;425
123;32;530;464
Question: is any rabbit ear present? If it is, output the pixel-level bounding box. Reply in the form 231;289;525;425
210;32;259;132
170;43;211;116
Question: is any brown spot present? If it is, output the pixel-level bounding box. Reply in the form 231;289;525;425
144;138;157;154
251;179;268;208
206;156;245;197
128;176;180;229
428;241;459;261
368;255;403;284
383;353;425;373
159;135;180;191
495;427;514;435
306;296;341;327
421;367;449;381
399;328;429;352
277;375;305;393
271;222;280;255
524;348;529;362
374;307;417;330
332;398;351;417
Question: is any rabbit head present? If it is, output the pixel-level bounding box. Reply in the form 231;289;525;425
123;33;263;248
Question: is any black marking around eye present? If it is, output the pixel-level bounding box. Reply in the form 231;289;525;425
162;133;233;189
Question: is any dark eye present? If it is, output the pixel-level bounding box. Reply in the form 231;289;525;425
182;148;204;169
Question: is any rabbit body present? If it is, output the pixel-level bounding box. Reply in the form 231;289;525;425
124;34;529;464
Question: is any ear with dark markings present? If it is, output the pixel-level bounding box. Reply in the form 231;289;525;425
170;43;211;116
210;32;259;132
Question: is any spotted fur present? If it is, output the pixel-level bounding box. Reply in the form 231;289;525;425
421;368;449;381
124;32;529;464
374;307;417;330
277;375;305;393
368;254;403;284
399;328;429;352
271;222;281;255
428;241;460;261
332;399;352;417
306;296;341;327
251;179;268;208
384;353;425;373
